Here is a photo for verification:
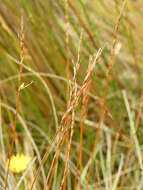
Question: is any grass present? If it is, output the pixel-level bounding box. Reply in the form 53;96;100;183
0;0;143;189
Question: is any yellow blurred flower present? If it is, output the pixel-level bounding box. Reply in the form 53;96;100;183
8;154;32;173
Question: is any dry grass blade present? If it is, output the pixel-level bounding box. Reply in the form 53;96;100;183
122;90;143;170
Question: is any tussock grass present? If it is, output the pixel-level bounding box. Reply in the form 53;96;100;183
0;0;143;189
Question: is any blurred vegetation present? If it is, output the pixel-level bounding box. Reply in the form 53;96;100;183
0;0;143;189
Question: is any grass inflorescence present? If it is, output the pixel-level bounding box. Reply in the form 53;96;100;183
0;0;143;189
